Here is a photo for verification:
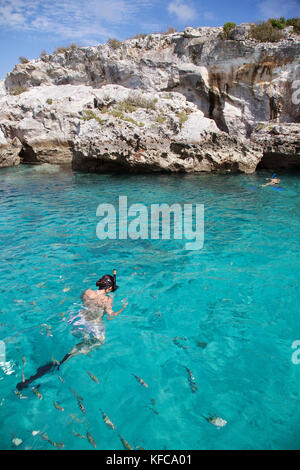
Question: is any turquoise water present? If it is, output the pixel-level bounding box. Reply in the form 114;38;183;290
0;164;300;450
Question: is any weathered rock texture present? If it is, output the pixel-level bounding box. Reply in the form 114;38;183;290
0;84;262;172
1;24;299;172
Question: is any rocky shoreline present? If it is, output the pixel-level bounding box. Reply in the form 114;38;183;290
0;24;299;173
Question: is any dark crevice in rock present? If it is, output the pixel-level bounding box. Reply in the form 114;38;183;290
257;152;300;170
208;90;229;134
19;143;39;163
72;156;170;174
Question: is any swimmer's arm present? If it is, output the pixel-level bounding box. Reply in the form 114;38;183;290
105;297;128;318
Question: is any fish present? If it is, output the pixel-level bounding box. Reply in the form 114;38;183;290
63;287;71;292
15;390;28;400
59;299;65;305
77;400;86;415
31;386;43;400
37;283;45;288
22;356;26;366
53;400;64;411
185;367;198;394
72;430;86;439
58;375;65;383
100;410;115;429
68;413;85;425
119;434;133;450
87;371;99;383
173;336;189;349
132;374;148;388
21;370;25;383
70;389;83;401
206;416;227;428
86;431;97;448
41;433;64;449
150;398;156;406
146;406;159;415
196;341;207;349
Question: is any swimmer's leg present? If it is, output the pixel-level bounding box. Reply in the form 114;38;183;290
16;338;104;389
59;338;104;365
16;361;57;391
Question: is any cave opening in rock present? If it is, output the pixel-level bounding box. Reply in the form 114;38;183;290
257;152;300;170
19;143;39;163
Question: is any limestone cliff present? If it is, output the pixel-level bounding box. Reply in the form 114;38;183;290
1;24;299;172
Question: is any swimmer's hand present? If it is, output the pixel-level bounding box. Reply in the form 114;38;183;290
105;298;128;318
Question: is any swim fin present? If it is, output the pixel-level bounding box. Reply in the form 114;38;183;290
16;361;58;390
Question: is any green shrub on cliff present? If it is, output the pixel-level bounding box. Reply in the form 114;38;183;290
269;18;286;29
124;93;157;111
82;109;97;120
287;18;300;34
19;56;29;64
9;86;28;96
250;21;284;42
54;46;69;54
54;43;78;54
156;114;166;124
46;98;53;105
118;102;137;113
222;22;236;39
176;111;188;125
81;109;105;124
107;38;122;49
109;110;124;119
130;33;147;40
164;27;177;34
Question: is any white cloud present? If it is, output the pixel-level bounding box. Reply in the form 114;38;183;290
168;1;196;23
259;0;300;19
0;0;155;43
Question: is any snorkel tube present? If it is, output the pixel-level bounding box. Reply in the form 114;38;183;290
113;269;117;292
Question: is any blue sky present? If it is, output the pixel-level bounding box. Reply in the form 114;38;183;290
0;0;299;79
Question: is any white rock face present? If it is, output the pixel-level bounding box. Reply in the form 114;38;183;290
0;80;6;98
0;84;262;172
1;24;299;171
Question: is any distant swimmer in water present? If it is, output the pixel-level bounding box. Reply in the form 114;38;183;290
16;270;128;390
261;173;280;187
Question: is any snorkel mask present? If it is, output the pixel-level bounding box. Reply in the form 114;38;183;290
96;270;118;292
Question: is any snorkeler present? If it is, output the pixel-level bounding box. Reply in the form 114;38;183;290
16;271;128;390
261;173;280;187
